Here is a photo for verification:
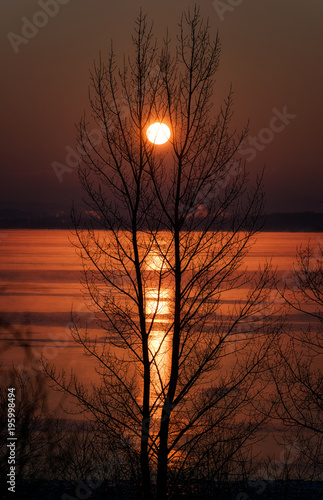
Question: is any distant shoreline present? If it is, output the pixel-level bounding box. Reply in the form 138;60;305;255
0;212;322;232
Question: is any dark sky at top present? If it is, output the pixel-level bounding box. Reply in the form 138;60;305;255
1;0;323;216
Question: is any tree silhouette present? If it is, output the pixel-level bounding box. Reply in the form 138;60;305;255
45;8;280;499
0;365;61;499
269;242;323;479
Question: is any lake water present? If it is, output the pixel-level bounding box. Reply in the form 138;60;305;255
0;230;322;388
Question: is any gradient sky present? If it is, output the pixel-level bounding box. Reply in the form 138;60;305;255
1;0;323;215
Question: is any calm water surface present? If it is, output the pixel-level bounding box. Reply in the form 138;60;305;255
0;230;321;383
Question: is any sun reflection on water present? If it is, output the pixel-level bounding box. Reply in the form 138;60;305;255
145;287;172;404
144;244;173;412
144;250;169;271
145;288;171;317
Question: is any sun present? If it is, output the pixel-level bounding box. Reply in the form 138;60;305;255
146;122;171;145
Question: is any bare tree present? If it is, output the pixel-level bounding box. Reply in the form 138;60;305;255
269;242;323;480
0;366;62;499
45;7;280;499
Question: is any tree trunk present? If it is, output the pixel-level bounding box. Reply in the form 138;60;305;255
133;225;152;500
156;405;171;500
156;207;181;499
141;386;152;500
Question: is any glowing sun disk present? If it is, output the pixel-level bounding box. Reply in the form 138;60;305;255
147;123;170;145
